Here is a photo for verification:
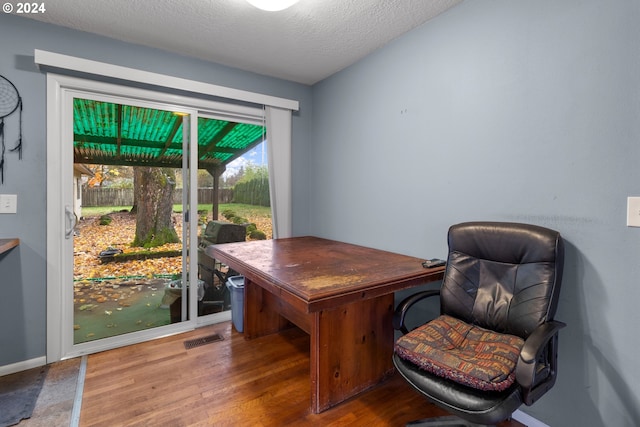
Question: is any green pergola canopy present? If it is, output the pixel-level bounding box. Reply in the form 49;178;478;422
73;98;265;170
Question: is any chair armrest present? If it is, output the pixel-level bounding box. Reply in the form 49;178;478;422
393;290;440;335
515;320;566;405
519;321;566;363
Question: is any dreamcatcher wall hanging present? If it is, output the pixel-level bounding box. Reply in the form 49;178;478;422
0;75;24;184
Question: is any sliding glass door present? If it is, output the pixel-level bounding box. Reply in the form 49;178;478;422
71;97;194;345
51;87;200;358
47;74;275;361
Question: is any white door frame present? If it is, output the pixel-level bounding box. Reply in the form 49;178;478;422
46;74;266;361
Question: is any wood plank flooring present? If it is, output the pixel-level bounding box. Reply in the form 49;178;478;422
80;322;525;426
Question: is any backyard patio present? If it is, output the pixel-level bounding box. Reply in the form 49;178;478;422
72;205;272;342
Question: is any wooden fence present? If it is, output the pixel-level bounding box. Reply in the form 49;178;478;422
82;187;234;207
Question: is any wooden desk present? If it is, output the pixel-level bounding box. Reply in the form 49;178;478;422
207;236;444;413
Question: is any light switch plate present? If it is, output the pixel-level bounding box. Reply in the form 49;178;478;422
0;194;17;214
627;197;640;227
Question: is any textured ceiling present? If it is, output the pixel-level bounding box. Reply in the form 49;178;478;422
18;0;462;85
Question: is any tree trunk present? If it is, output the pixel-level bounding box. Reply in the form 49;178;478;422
132;167;180;248
130;171;138;214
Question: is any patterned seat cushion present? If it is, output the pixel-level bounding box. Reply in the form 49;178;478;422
395;315;524;391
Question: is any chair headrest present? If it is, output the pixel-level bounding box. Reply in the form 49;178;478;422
442;222;564;337
448;222;563;265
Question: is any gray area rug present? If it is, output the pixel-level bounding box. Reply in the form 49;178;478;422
19;358;82;427
0;366;49;427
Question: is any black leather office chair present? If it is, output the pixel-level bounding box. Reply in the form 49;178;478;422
393;222;565;426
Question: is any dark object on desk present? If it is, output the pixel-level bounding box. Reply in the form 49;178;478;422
422;258;445;268
393;222;565;426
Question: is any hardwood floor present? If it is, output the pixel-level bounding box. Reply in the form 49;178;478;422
80;322;525;426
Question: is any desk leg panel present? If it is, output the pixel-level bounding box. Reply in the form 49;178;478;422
243;279;290;339
310;294;395;413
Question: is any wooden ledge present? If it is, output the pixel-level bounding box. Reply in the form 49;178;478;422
0;238;19;255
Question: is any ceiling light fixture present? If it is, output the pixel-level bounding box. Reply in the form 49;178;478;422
246;0;299;12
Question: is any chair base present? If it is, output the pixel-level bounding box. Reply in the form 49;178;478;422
406;415;495;427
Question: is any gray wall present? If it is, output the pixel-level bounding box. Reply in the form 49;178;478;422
310;1;639;426
0;12;311;365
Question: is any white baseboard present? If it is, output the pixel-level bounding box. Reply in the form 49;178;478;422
513;409;550;427
0;356;47;377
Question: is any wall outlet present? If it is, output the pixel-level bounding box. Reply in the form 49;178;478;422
0;194;17;214
627;197;640;227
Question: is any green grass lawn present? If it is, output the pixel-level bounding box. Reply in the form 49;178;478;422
81;203;271;219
